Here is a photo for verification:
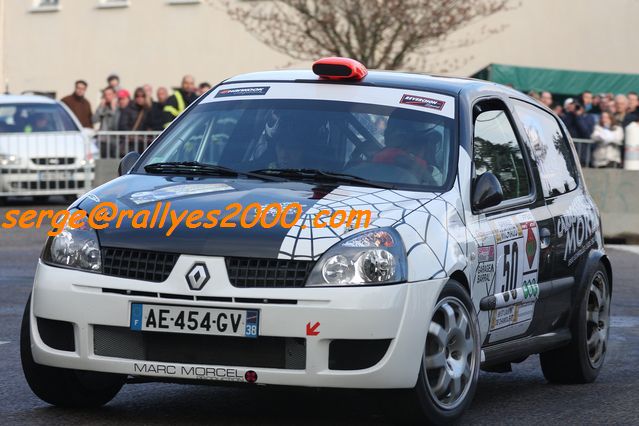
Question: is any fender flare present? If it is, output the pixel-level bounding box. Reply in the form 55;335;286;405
571;249;612;326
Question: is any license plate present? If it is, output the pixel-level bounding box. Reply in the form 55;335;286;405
38;171;73;181
130;303;259;338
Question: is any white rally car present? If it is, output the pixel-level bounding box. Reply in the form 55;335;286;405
22;58;610;424
0;94;96;202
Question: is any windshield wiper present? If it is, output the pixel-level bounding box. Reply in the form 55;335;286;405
248;168;396;189
144;162;285;182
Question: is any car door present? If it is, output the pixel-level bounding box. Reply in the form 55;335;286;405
511;99;601;324
468;97;555;345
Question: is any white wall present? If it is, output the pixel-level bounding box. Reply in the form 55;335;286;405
1;0;638;102
1;0;293;101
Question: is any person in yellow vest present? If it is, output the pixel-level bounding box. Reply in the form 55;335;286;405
162;75;197;128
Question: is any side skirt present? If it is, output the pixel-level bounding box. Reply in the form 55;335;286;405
481;329;571;367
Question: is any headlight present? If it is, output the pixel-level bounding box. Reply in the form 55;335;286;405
306;228;407;286
42;212;102;272
0;154;20;166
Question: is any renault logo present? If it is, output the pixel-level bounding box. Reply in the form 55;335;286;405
186;262;210;290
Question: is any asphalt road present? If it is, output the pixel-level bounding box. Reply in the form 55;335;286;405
1;199;638;425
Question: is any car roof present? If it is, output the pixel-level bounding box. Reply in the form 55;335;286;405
223;69;523;99
0;94;58;105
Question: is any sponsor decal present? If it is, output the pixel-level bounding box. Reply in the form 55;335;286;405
491;306;516;330
556;196;600;266
525;225;537;268
86;193;100;202
399;94;446;110
475;261;495;291
490;217;522;243
244;370;258;383
481;210;540;340
524;284;535;298
306;321;321;336
478;245;495;263
490;302;535;331
131;183;234;205
215;86;270;98
492;281;539;309
133;363;248;382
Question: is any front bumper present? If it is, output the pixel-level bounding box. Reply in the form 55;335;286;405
30;256;446;389
0;167;93;195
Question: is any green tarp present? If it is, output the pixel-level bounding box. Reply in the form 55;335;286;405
472;64;639;96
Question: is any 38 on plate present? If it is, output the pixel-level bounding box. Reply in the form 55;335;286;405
130;303;259;338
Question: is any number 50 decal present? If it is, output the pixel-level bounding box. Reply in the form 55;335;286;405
498;240;524;293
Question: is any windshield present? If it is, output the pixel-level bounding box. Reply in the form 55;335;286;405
138;97;456;190
0;103;79;133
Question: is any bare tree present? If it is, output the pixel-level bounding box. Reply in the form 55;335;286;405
223;0;514;72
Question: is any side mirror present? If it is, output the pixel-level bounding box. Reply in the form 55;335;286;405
472;172;504;210
118;152;141;176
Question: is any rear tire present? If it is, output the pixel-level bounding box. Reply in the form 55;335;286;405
540;263;610;383
20;295;126;407
387;280;481;425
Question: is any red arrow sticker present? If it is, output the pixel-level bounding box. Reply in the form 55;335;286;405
306;321;320;336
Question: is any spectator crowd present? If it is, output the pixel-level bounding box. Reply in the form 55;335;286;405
58;73;639;170
60;74;212;132
528;89;639;169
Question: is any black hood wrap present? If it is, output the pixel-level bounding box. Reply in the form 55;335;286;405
78;175;329;258
78;175;434;260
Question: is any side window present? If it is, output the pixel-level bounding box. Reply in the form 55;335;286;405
473;107;531;202
512;99;578;197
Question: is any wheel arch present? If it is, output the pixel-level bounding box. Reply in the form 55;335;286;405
449;270;470;295
572;249;612;325
599;254;613;292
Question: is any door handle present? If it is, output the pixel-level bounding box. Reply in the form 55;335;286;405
540;227;551;249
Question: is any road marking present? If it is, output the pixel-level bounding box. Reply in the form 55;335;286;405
0;341;9;346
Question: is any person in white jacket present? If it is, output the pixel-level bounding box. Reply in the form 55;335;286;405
591;112;624;168
624;117;639;170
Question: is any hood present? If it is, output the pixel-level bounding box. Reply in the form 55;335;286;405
78;175;433;259
0;132;86;162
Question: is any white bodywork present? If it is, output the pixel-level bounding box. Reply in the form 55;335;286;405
0;94;94;197
29;90;546;388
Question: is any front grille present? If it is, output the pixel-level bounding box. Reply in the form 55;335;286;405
102;247;178;282
9;180;85;190
93;325;306;369
225;257;315;288
31;157;75;166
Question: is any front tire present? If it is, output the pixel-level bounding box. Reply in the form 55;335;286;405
20;295;126;407
540;263;610;383
390;280;481;425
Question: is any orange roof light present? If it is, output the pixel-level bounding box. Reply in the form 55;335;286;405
312;57;368;80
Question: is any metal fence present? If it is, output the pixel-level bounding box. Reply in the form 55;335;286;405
573;138;594;168
0;130;614;201
0;130;161;200
95;131;162;160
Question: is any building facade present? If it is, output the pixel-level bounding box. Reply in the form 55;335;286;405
1;0;638;101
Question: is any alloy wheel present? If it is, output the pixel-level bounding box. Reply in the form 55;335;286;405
586;271;610;368
423;296;478;410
